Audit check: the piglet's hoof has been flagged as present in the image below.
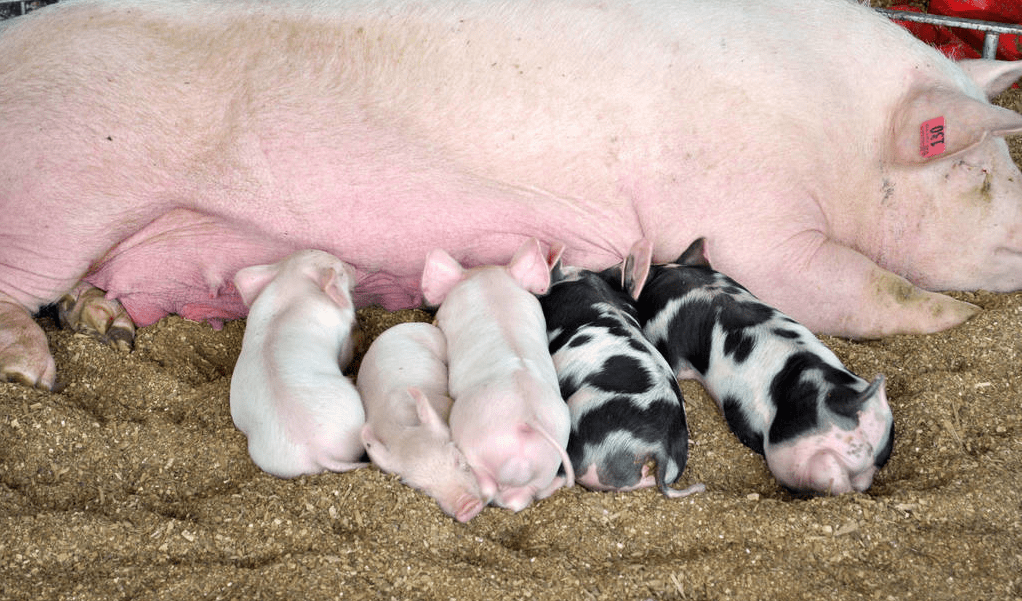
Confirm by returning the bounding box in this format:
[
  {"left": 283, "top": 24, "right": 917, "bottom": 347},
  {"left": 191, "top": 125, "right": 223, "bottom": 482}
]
[{"left": 57, "top": 283, "right": 135, "bottom": 352}]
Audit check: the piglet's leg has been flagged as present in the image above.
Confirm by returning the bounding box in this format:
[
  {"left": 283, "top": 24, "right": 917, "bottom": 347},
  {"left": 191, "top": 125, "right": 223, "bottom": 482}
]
[
  {"left": 762, "top": 234, "right": 978, "bottom": 338},
  {"left": 57, "top": 282, "right": 135, "bottom": 352},
  {"left": 0, "top": 292, "right": 56, "bottom": 390},
  {"left": 534, "top": 474, "right": 570, "bottom": 501},
  {"left": 317, "top": 458, "right": 370, "bottom": 473},
  {"left": 662, "top": 482, "right": 706, "bottom": 499}
]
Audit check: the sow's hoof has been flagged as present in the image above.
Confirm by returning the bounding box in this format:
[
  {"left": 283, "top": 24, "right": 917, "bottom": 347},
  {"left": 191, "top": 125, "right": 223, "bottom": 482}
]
[
  {"left": 0, "top": 297, "right": 57, "bottom": 390},
  {"left": 57, "top": 283, "right": 135, "bottom": 352}
]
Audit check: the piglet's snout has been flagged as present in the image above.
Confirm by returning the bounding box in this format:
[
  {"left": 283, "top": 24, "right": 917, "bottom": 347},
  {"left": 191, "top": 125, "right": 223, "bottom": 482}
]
[
  {"left": 451, "top": 493, "right": 485, "bottom": 523},
  {"left": 766, "top": 426, "right": 880, "bottom": 495},
  {"left": 804, "top": 450, "right": 878, "bottom": 496}
]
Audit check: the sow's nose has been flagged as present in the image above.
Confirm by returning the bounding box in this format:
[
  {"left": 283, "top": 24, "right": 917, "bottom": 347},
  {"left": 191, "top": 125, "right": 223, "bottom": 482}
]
[{"left": 975, "top": 147, "right": 1022, "bottom": 291}]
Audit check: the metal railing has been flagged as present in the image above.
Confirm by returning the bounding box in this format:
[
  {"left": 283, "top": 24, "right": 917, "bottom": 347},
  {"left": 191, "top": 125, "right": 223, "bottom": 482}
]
[
  {"left": 876, "top": 8, "right": 1022, "bottom": 59},
  {"left": 0, "top": 0, "right": 57, "bottom": 21}
]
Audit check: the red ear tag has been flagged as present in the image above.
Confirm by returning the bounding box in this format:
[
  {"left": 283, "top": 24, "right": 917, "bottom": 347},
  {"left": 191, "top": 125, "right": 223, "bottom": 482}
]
[{"left": 920, "top": 116, "right": 946, "bottom": 158}]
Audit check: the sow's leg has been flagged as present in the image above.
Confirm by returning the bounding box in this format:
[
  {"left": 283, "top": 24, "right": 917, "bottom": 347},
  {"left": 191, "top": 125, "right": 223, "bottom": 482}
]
[
  {"left": 0, "top": 282, "right": 135, "bottom": 389},
  {"left": 731, "top": 231, "right": 980, "bottom": 338},
  {"left": 0, "top": 219, "right": 87, "bottom": 390},
  {"left": 0, "top": 292, "right": 56, "bottom": 389},
  {"left": 0, "top": 206, "right": 309, "bottom": 390}
]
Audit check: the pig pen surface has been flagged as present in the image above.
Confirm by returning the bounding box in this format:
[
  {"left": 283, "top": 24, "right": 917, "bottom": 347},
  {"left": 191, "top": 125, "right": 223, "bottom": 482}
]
[
  {"left": 4, "top": 292, "right": 1022, "bottom": 601},
  {"left": 2, "top": 25, "right": 1022, "bottom": 601}
]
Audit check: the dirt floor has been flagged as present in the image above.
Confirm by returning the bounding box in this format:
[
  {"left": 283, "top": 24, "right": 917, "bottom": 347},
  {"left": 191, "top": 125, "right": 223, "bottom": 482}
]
[
  {"left": 3, "top": 9, "right": 1022, "bottom": 601},
  {"left": 3, "top": 288, "right": 1021, "bottom": 601}
]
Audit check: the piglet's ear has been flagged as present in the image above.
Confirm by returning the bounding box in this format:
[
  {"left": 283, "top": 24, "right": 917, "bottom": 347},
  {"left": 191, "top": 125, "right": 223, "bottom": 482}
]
[
  {"left": 545, "top": 240, "right": 566, "bottom": 269},
  {"left": 507, "top": 237, "right": 551, "bottom": 294},
  {"left": 318, "top": 265, "right": 355, "bottom": 310},
  {"left": 891, "top": 87, "right": 1022, "bottom": 165},
  {"left": 957, "top": 59, "right": 1022, "bottom": 99},
  {"left": 233, "top": 262, "right": 280, "bottom": 307},
  {"left": 857, "top": 375, "right": 887, "bottom": 405},
  {"left": 621, "top": 238, "right": 653, "bottom": 300},
  {"left": 676, "top": 237, "right": 711, "bottom": 268},
  {"left": 548, "top": 259, "right": 567, "bottom": 286},
  {"left": 421, "top": 248, "right": 466, "bottom": 305},
  {"left": 410, "top": 388, "right": 447, "bottom": 432},
  {"left": 360, "top": 424, "right": 395, "bottom": 473},
  {"left": 544, "top": 241, "right": 569, "bottom": 286}
]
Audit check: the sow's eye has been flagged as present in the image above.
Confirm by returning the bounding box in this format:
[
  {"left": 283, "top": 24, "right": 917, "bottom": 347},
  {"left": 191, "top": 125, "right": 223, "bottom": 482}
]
[{"left": 950, "top": 159, "right": 991, "bottom": 185}]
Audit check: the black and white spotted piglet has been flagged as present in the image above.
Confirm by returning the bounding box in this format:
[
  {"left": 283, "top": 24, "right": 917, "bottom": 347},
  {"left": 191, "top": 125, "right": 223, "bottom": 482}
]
[
  {"left": 637, "top": 238, "right": 894, "bottom": 495},
  {"left": 538, "top": 240, "right": 704, "bottom": 498}
]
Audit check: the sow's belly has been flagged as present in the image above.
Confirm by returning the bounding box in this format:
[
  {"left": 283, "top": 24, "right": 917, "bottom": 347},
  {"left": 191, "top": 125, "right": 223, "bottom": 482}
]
[{"left": 84, "top": 183, "right": 641, "bottom": 327}]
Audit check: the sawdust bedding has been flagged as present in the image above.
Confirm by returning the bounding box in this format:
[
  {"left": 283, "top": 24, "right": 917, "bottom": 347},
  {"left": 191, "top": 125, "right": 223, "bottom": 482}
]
[
  {"left": 2, "top": 27, "right": 1022, "bottom": 601},
  {"left": 2, "top": 293, "right": 1021, "bottom": 600}
]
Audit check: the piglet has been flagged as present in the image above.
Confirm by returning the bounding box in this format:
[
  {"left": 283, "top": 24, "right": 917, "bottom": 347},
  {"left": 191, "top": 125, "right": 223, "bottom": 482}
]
[
  {"left": 356, "top": 322, "right": 485, "bottom": 522},
  {"left": 229, "top": 249, "right": 367, "bottom": 478},
  {"left": 539, "top": 239, "right": 703, "bottom": 498},
  {"left": 421, "top": 238, "right": 574, "bottom": 512},
  {"left": 638, "top": 239, "right": 894, "bottom": 494}
]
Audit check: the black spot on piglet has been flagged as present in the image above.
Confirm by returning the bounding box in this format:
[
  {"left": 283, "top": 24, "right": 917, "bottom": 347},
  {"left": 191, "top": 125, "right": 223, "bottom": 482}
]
[
  {"left": 588, "top": 354, "right": 654, "bottom": 394},
  {"left": 767, "top": 352, "right": 824, "bottom": 444},
  {"left": 723, "top": 329, "right": 755, "bottom": 364},
  {"left": 721, "top": 395, "right": 765, "bottom": 454},
  {"left": 717, "top": 296, "right": 774, "bottom": 332},
  {"left": 567, "top": 333, "right": 592, "bottom": 348},
  {"left": 596, "top": 449, "right": 648, "bottom": 489}
]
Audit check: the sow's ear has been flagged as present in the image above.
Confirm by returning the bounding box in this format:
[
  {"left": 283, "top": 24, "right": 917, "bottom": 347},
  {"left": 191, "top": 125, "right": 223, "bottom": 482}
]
[
  {"left": 891, "top": 86, "right": 1022, "bottom": 164},
  {"left": 233, "top": 262, "right": 281, "bottom": 307},
  {"left": 957, "top": 59, "right": 1022, "bottom": 99},
  {"left": 420, "top": 248, "right": 466, "bottom": 306}
]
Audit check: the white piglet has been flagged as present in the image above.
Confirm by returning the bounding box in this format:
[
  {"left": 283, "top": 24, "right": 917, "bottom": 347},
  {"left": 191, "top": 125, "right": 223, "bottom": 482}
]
[
  {"left": 421, "top": 238, "right": 574, "bottom": 512},
  {"left": 356, "top": 322, "right": 485, "bottom": 522},
  {"left": 230, "top": 249, "right": 367, "bottom": 478}
]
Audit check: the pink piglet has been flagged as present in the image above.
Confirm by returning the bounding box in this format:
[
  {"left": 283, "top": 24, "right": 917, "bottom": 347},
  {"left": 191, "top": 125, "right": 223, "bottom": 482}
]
[
  {"left": 421, "top": 238, "right": 574, "bottom": 512},
  {"left": 230, "top": 249, "right": 367, "bottom": 478},
  {"left": 357, "top": 322, "right": 485, "bottom": 522}
]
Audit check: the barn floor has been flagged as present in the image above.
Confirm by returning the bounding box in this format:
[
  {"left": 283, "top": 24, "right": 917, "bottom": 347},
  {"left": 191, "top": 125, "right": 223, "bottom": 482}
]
[{"left": 2, "top": 288, "right": 1021, "bottom": 600}]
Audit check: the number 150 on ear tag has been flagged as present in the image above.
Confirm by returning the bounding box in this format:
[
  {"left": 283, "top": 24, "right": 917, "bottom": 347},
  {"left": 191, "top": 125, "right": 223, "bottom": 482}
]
[{"left": 920, "top": 116, "right": 945, "bottom": 158}]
